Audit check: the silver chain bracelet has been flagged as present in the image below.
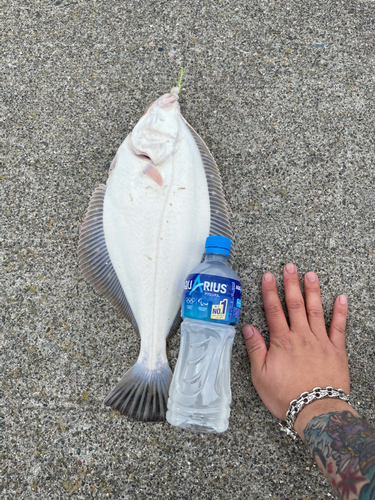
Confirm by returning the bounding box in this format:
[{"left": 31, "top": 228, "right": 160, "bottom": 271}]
[{"left": 279, "top": 386, "right": 351, "bottom": 440}]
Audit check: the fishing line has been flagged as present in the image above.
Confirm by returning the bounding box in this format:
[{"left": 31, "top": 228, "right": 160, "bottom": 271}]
[{"left": 178, "top": 67, "right": 184, "bottom": 89}]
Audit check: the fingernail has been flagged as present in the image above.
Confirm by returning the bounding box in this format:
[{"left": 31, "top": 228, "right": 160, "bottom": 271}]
[
  {"left": 339, "top": 295, "right": 347, "bottom": 305},
  {"left": 285, "top": 263, "right": 296, "bottom": 274},
  {"left": 243, "top": 326, "right": 254, "bottom": 339},
  {"left": 306, "top": 272, "right": 316, "bottom": 282},
  {"left": 263, "top": 273, "right": 273, "bottom": 282}
]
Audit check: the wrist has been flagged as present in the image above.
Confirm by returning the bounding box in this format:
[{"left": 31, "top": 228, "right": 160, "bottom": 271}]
[{"left": 293, "top": 399, "right": 357, "bottom": 439}]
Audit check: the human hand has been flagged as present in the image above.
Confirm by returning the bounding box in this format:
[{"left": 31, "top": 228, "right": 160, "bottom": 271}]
[{"left": 242, "top": 263, "right": 352, "bottom": 436}]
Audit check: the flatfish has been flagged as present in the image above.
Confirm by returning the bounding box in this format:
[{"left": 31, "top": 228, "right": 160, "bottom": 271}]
[{"left": 78, "top": 87, "right": 233, "bottom": 421}]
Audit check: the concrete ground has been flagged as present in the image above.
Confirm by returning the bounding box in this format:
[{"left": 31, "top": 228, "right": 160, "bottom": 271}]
[{"left": 2, "top": 0, "right": 374, "bottom": 498}]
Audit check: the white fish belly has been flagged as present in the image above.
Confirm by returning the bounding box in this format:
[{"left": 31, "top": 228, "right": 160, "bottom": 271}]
[{"left": 103, "top": 120, "right": 211, "bottom": 370}]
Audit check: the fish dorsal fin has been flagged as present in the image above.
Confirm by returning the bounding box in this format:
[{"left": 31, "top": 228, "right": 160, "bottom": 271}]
[
  {"left": 182, "top": 117, "right": 235, "bottom": 260},
  {"left": 78, "top": 185, "right": 140, "bottom": 337}
]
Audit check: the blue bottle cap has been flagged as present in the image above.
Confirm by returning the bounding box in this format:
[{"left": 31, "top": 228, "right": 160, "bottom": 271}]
[{"left": 205, "top": 236, "right": 231, "bottom": 256}]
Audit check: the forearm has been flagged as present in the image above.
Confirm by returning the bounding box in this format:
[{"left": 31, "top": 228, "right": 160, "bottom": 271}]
[{"left": 295, "top": 401, "right": 375, "bottom": 499}]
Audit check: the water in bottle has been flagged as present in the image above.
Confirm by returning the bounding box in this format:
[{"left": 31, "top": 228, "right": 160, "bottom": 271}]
[{"left": 166, "top": 236, "right": 242, "bottom": 433}]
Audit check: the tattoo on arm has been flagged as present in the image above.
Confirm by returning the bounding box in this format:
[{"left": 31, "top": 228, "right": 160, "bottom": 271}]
[{"left": 304, "top": 411, "right": 375, "bottom": 500}]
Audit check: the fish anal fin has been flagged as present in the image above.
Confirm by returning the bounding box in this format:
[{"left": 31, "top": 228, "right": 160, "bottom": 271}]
[{"left": 78, "top": 185, "right": 140, "bottom": 338}]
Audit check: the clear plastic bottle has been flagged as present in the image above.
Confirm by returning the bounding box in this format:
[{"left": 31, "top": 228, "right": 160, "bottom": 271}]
[{"left": 166, "top": 236, "right": 242, "bottom": 433}]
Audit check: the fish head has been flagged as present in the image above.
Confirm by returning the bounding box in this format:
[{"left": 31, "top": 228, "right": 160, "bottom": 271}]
[{"left": 130, "top": 93, "right": 181, "bottom": 169}]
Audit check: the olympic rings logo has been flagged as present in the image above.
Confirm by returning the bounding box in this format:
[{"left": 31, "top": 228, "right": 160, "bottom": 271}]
[{"left": 185, "top": 297, "right": 195, "bottom": 304}]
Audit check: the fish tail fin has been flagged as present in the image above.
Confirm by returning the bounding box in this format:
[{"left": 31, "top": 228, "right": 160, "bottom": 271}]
[{"left": 104, "top": 362, "right": 172, "bottom": 421}]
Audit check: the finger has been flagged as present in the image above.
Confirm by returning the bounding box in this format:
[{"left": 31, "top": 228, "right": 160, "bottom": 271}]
[
  {"left": 304, "top": 271, "right": 327, "bottom": 337},
  {"left": 329, "top": 295, "right": 348, "bottom": 351},
  {"left": 261, "top": 272, "right": 290, "bottom": 339},
  {"left": 283, "top": 263, "right": 309, "bottom": 332},
  {"left": 242, "top": 325, "right": 267, "bottom": 375}
]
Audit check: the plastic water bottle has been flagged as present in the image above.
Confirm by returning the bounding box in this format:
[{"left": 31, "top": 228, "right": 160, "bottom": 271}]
[{"left": 166, "top": 236, "right": 242, "bottom": 433}]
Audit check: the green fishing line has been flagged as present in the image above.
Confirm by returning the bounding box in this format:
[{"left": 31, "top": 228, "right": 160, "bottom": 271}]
[{"left": 178, "top": 68, "right": 184, "bottom": 89}]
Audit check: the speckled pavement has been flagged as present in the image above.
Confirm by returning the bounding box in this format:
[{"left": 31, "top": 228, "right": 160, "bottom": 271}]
[{"left": 2, "top": 1, "right": 375, "bottom": 499}]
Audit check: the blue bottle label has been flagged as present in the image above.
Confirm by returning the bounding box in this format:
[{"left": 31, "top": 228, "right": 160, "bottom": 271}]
[{"left": 181, "top": 273, "right": 242, "bottom": 325}]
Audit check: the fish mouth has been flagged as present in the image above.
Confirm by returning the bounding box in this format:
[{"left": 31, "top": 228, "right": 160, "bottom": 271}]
[
  {"left": 142, "top": 93, "right": 178, "bottom": 116},
  {"left": 159, "top": 93, "right": 178, "bottom": 107}
]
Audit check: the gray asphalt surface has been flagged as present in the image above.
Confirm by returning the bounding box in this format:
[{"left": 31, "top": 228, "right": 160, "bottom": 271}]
[{"left": 2, "top": 0, "right": 375, "bottom": 499}]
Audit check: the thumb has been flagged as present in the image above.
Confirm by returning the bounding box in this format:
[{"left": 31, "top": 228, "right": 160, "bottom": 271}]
[{"left": 242, "top": 325, "right": 267, "bottom": 374}]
